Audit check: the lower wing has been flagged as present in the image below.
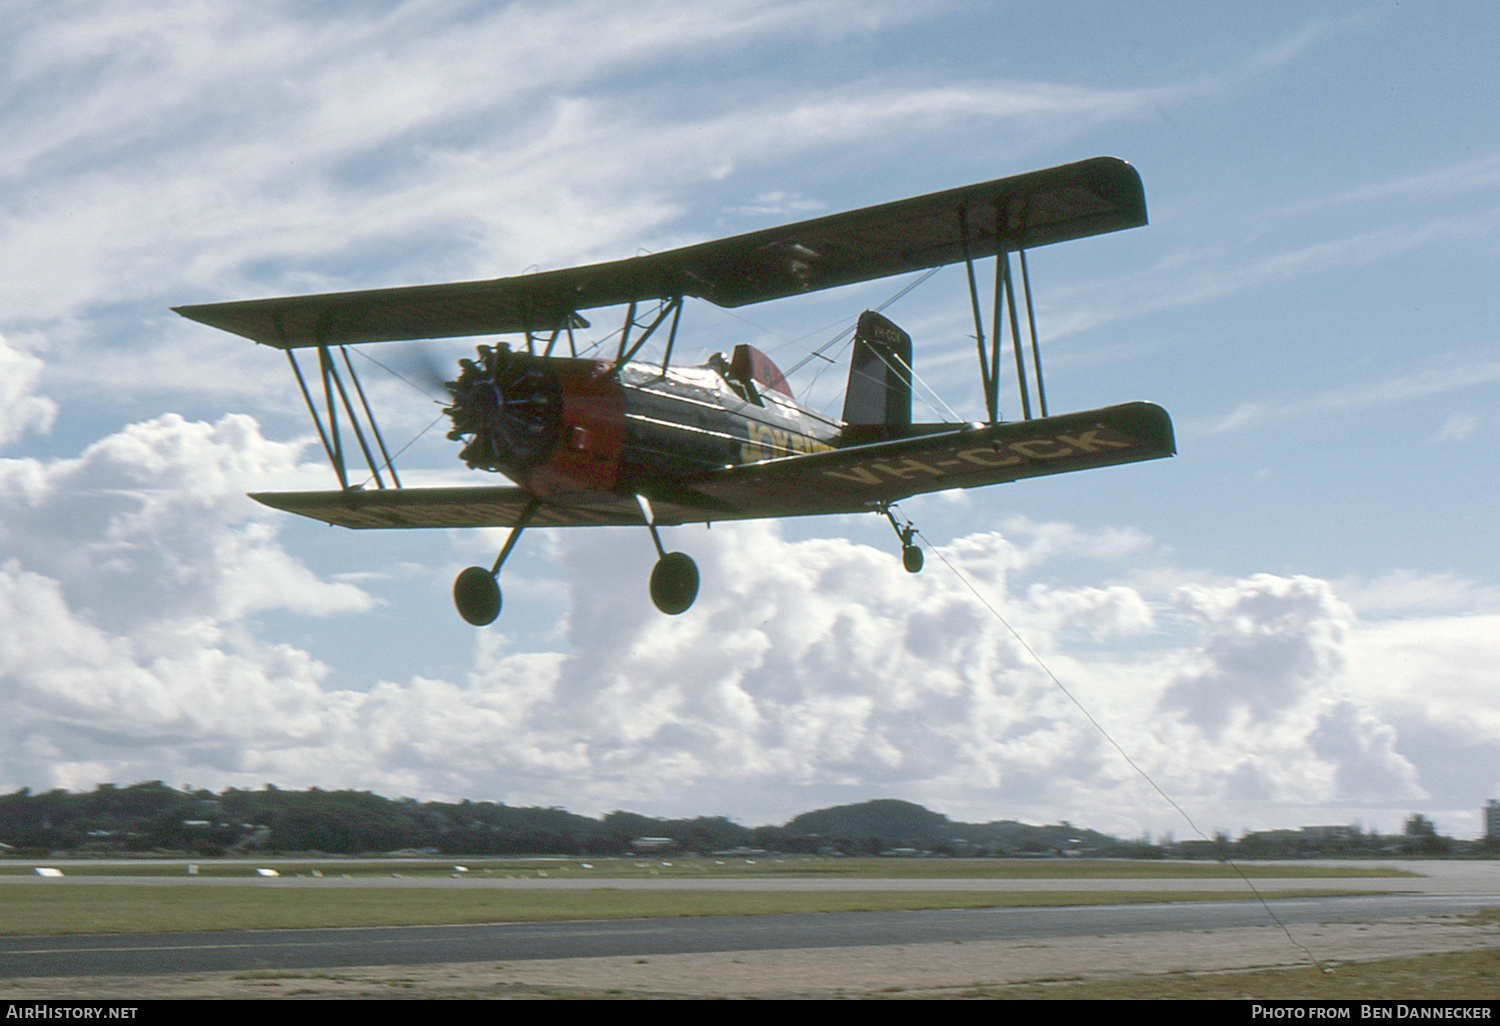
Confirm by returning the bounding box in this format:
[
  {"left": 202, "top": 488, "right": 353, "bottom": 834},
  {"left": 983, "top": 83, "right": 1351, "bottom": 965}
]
[
  {"left": 252, "top": 402, "right": 1173, "bottom": 529},
  {"left": 678, "top": 401, "right": 1175, "bottom": 519}
]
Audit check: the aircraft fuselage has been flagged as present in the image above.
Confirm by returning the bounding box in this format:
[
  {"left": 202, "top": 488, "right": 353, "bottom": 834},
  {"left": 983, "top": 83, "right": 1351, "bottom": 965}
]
[{"left": 444, "top": 345, "right": 839, "bottom": 501}]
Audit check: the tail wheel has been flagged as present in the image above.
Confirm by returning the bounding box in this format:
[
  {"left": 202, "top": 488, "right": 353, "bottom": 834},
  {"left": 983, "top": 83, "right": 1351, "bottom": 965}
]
[
  {"left": 454, "top": 566, "right": 501, "bottom": 626},
  {"left": 650, "top": 552, "right": 699, "bottom": 615},
  {"left": 902, "top": 544, "right": 924, "bottom": 573}
]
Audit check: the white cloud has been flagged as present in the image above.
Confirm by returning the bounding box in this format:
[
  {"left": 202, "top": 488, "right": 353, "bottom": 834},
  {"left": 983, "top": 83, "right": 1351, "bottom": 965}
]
[
  {"left": 0, "top": 419, "right": 1491, "bottom": 838},
  {"left": 1161, "top": 574, "right": 1352, "bottom": 732},
  {"left": 0, "top": 0, "right": 1218, "bottom": 342},
  {"left": 0, "top": 335, "right": 55, "bottom": 447},
  {"left": 0, "top": 556, "right": 341, "bottom": 791},
  {"left": 1434, "top": 412, "right": 1481, "bottom": 442},
  {"left": 0, "top": 409, "right": 376, "bottom": 790},
  {"left": 1346, "top": 615, "right": 1500, "bottom": 742},
  {"left": 0, "top": 413, "right": 370, "bottom": 630},
  {"left": 4, "top": 2, "right": 932, "bottom": 313},
  {"left": 1337, "top": 569, "right": 1500, "bottom": 619},
  {"left": 1309, "top": 698, "right": 1425, "bottom": 804},
  {"left": 1203, "top": 356, "right": 1500, "bottom": 435}
]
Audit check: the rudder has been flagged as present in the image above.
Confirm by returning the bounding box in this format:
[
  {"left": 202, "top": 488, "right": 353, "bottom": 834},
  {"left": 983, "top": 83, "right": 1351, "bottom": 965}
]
[{"left": 841, "top": 311, "right": 912, "bottom": 442}]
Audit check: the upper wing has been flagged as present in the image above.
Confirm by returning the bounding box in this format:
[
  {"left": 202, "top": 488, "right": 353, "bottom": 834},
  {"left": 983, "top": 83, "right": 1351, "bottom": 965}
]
[
  {"left": 175, "top": 157, "right": 1144, "bottom": 348},
  {"left": 252, "top": 402, "right": 1172, "bottom": 530}
]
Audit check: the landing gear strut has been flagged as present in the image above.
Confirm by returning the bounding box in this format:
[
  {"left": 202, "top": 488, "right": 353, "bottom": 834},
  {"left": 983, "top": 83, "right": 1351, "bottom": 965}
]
[
  {"left": 452, "top": 495, "right": 704, "bottom": 624},
  {"left": 885, "top": 507, "right": 923, "bottom": 573},
  {"left": 639, "top": 495, "right": 699, "bottom": 615},
  {"left": 453, "top": 499, "right": 539, "bottom": 626}
]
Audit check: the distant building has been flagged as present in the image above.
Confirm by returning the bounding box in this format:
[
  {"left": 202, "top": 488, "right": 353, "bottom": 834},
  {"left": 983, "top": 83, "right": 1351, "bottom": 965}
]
[
  {"left": 1298, "top": 825, "right": 1362, "bottom": 843},
  {"left": 630, "top": 836, "right": 674, "bottom": 851},
  {"left": 1485, "top": 800, "right": 1500, "bottom": 841}
]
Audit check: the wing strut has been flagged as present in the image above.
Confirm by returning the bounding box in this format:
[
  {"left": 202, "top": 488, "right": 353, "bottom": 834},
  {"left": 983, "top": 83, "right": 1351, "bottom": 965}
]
[
  {"left": 285, "top": 345, "right": 403, "bottom": 491},
  {"left": 287, "top": 349, "right": 347, "bottom": 490},
  {"left": 658, "top": 298, "right": 684, "bottom": 374},
  {"left": 539, "top": 314, "right": 586, "bottom": 357},
  {"left": 1019, "top": 250, "right": 1048, "bottom": 418},
  {"left": 959, "top": 200, "right": 1052, "bottom": 423},
  {"left": 610, "top": 297, "right": 683, "bottom": 375},
  {"left": 958, "top": 206, "right": 998, "bottom": 424},
  {"left": 999, "top": 251, "right": 1032, "bottom": 421},
  {"left": 340, "top": 346, "right": 402, "bottom": 488}
]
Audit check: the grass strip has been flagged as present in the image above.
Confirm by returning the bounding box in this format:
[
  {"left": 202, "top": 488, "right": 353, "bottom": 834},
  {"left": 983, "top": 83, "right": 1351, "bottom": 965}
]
[
  {"left": 0, "top": 885, "right": 1381, "bottom": 936},
  {"left": 0, "top": 856, "right": 1421, "bottom": 880}
]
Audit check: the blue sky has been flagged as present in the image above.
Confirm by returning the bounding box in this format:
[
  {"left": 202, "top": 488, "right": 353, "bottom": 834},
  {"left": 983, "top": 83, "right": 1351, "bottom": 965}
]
[{"left": 2, "top": 1, "right": 1499, "bottom": 840}]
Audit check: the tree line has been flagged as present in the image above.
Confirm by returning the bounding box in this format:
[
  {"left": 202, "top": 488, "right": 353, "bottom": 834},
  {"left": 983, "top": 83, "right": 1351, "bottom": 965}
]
[{"left": 0, "top": 783, "right": 1483, "bottom": 858}]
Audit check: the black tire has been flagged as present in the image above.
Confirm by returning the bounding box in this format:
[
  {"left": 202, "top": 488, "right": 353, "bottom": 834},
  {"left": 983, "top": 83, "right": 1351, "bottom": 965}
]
[
  {"left": 902, "top": 544, "right": 924, "bottom": 574},
  {"left": 650, "top": 552, "right": 700, "bottom": 615},
  {"left": 453, "top": 566, "right": 501, "bottom": 626}
]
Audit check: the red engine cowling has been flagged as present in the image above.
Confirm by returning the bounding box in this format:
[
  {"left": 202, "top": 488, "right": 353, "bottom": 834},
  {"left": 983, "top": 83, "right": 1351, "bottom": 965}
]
[{"left": 445, "top": 345, "right": 625, "bottom": 496}]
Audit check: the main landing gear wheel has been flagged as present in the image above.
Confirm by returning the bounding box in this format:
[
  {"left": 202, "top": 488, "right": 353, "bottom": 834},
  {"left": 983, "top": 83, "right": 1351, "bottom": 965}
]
[
  {"left": 454, "top": 498, "right": 538, "bottom": 626},
  {"left": 650, "top": 551, "right": 699, "bottom": 615},
  {"left": 454, "top": 566, "right": 501, "bottom": 626}
]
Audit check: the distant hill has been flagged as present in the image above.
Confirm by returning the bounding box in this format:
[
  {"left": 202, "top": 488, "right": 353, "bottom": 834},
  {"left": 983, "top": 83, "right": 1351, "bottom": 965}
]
[
  {"left": 780, "top": 799, "right": 1120, "bottom": 854},
  {"left": 784, "top": 799, "right": 950, "bottom": 847}
]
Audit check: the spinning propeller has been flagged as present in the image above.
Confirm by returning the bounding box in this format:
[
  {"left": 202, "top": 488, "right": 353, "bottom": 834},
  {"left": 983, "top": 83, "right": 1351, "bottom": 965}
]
[{"left": 444, "top": 344, "right": 562, "bottom": 474}]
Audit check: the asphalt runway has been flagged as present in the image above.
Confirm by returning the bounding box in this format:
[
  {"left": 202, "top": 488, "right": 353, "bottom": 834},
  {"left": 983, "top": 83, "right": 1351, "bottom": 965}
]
[{"left": 2, "top": 860, "right": 1496, "bottom": 980}]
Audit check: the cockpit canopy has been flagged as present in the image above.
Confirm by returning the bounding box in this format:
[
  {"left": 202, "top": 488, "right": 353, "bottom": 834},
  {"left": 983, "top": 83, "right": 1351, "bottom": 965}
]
[{"left": 710, "top": 344, "right": 792, "bottom": 406}]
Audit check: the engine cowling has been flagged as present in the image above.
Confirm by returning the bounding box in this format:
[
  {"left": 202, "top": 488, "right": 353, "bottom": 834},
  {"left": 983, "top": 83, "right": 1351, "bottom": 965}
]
[{"left": 445, "top": 345, "right": 625, "bottom": 495}]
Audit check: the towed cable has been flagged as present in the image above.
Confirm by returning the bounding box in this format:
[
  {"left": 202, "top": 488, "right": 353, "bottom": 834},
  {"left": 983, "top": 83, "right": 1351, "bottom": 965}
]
[{"left": 903, "top": 514, "right": 1329, "bottom": 974}]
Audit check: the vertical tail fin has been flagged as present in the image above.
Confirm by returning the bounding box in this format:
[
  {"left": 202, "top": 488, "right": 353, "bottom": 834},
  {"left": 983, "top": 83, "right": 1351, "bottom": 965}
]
[{"left": 841, "top": 311, "right": 912, "bottom": 442}]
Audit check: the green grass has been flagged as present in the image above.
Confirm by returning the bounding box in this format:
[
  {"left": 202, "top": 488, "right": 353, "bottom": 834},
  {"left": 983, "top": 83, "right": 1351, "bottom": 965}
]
[
  {"left": 0, "top": 856, "right": 1421, "bottom": 938},
  {"left": 0, "top": 885, "right": 1383, "bottom": 936},
  {"left": 0, "top": 855, "right": 1421, "bottom": 880}
]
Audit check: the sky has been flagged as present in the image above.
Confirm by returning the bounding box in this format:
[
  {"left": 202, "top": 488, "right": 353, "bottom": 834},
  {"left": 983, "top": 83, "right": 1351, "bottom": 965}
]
[{"left": 2, "top": 0, "right": 1498, "bottom": 841}]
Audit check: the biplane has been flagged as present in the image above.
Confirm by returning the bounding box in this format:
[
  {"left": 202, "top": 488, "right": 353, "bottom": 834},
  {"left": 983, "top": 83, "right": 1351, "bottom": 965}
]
[{"left": 175, "top": 156, "right": 1174, "bottom": 626}]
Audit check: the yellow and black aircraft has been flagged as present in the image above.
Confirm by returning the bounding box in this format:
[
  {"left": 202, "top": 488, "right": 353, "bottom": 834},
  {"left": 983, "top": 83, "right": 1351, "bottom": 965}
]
[{"left": 175, "top": 157, "right": 1174, "bottom": 625}]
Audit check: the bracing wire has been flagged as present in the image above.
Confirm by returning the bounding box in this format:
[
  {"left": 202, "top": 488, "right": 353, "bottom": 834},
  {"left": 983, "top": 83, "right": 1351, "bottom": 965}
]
[
  {"left": 784, "top": 266, "right": 960, "bottom": 420},
  {"left": 350, "top": 410, "right": 449, "bottom": 490},
  {"left": 778, "top": 267, "right": 946, "bottom": 383},
  {"left": 350, "top": 347, "right": 443, "bottom": 401},
  {"left": 868, "top": 265, "right": 966, "bottom": 423},
  {"left": 864, "top": 342, "right": 966, "bottom": 425},
  {"left": 338, "top": 347, "right": 472, "bottom": 490},
  {"left": 874, "top": 265, "right": 944, "bottom": 314},
  {"left": 908, "top": 517, "right": 1329, "bottom": 974}
]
